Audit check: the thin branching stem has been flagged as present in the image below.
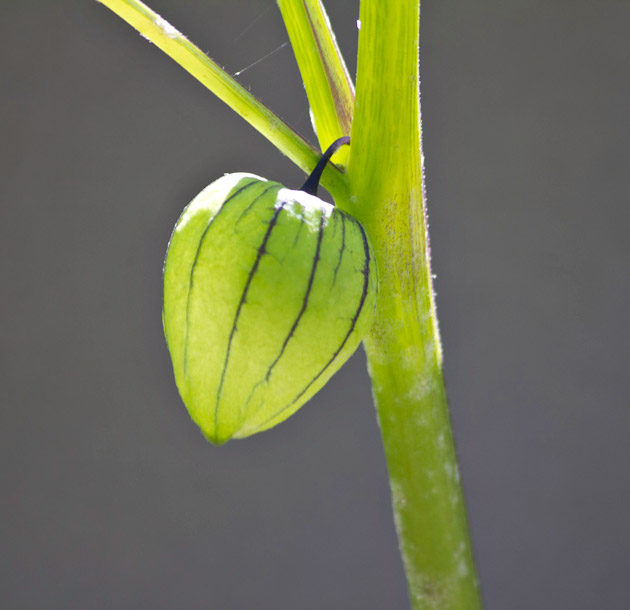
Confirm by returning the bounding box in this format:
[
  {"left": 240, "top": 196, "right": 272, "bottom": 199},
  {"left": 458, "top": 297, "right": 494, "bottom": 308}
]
[
  {"left": 97, "top": 0, "right": 349, "bottom": 199},
  {"left": 277, "top": 0, "right": 355, "bottom": 166}
]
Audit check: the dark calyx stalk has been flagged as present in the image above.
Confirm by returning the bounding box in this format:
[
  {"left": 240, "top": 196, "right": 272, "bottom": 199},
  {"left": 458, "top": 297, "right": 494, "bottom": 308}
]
[{"left": 300, "top": 136, "right": 350, "bottom": 197}]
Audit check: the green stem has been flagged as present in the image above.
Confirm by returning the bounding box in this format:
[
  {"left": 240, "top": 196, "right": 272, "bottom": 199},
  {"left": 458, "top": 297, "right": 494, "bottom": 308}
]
[
  {"left": 277, "top": 0, "right": 354, "bottom": 166},
  {"left": 97, "top": 0, "right": 349, "bottom": 199},
  {"left": 347, "top": 1, "right": 482, "bottom": 608}
]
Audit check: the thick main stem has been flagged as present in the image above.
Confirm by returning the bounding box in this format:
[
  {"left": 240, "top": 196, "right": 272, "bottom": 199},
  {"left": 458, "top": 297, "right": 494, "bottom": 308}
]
[{"left": 347, "top": 1, "right": 482, "bottom": 608}]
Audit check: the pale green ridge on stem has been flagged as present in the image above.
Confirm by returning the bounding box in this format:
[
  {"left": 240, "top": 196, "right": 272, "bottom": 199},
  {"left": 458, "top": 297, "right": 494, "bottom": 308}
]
[
  {"left": 347, "top": 1, "right": 482, "bottom": 609},
  {"left": 97, "top": 0, "right": 349, "bottom": 200},
  {"left": 277, "top": 0, "right": 355, "bottom": 167}
]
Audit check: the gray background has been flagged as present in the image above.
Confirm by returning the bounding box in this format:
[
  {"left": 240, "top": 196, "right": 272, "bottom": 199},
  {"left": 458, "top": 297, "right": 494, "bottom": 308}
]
[{"left": 2, "top": 1, "right": 629, "bottom": 608}]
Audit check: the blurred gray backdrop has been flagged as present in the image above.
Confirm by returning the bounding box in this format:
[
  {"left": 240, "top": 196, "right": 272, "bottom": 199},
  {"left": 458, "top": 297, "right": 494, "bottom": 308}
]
[{"left": 2, "top": 1, "right": 629, "bottom": 609}]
